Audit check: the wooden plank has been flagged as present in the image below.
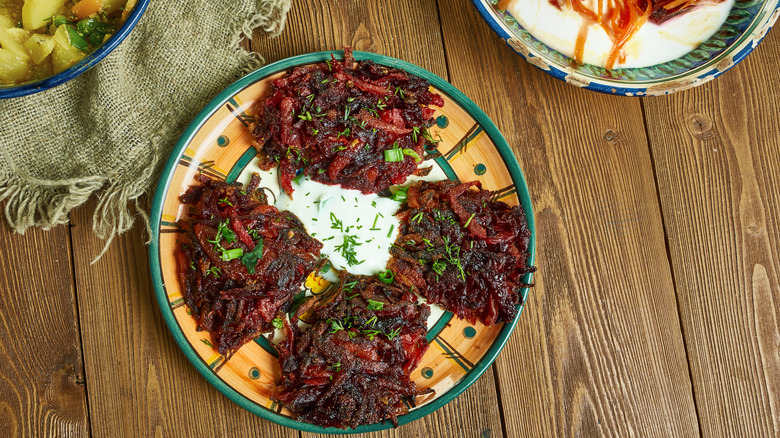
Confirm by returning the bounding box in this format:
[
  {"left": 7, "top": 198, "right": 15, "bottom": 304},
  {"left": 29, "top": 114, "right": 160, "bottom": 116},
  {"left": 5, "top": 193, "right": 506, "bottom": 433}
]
[
  {"left": 69, "top": 201, "right": 296, "bottom": 438},
  {"left": 641, "top": 30, "right": 780, "bottom": 437},
  {"left": 249, "top": 0, "right": 448, "bottom": 79},
  {"left": 436, "top": 0, "right": 701, "bottom": 436},
  {"left": 252, "top": 1, "right": 505, "bottom": 436},
  {"left": 0, "top": 223, "right": 88, "bottom": 437}
]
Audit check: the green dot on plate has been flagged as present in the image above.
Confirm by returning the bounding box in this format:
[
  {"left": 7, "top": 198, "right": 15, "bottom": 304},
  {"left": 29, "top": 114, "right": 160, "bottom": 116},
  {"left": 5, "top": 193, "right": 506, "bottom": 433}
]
[
  {"left": 474, "top": 163, "right": 487, "bottom": 175},
  {"left": 463, "top": 326, "right": 477, "bottom": 339},
  {"left": 249, "top": 367, "right": 260, "bottom": 380},
  {"left": 217, "top": 135, "right": 230, "bottom": 147},
  {"left": 436, "top": 115, "right": 449, "bottom": 128},
  {"left": 421, "top": 367, "right": 434, "bottom": 379}
]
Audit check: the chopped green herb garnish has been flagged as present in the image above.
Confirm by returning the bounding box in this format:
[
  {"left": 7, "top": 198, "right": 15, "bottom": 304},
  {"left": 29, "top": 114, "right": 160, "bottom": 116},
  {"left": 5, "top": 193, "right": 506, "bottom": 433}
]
[
  {"left": 329, "top": 318, "right": 345, "bottom": 334},
  {"left": 369, "top": 213, "right": 381, "bottom": 231},
  {"left": 392, "top": 187, "right": 408, "bottom": 202},
  {"left": 402, "top": 149, "right": 422, "bottom": 162},
  {"left": 464, "top": 213, "right": 476, "bottom": 228},
  {"left": 387, "top": 224, "right": 395, "bottom": 238},
  {"left": 220, "top": 247, "right": 244, "bottom": 261},
  {"left": 378, "top": 269, "right": 394, "bottom": 284},
  {"left": 362, "top": 329, "right": 381, "bottom": 340},
  {"left": 384, "top": 148, "right": 404, "bottom": 162},
  {"left": 386, "top": 326, "right": 402, "bottom": 340},
  {"left": 272, "top": 317, "right": 284, "bottom": 330},
  {"left": 334, "top": 234, "right": 363, "bottom": 266},
  {"left": 442, "top": 236, "right": 466, "bottom": 281},
  {"left": 431, "top": 259, "right": 447, "bottom": 277},
  {"left": 240, "top": 238, "right": 264, "bottom": 274},
  {"left": 367, "top": 299, "right": 385, "bottom": 311},
  {"left": 206, "top": 266, "right": 222, "bottom": 278},
  {"left": 330, "top": 213, "right": 343, "bottom": 231}
]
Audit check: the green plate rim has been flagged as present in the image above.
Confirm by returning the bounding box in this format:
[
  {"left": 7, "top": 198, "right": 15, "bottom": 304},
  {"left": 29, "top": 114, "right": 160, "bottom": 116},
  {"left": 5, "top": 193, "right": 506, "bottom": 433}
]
[{"left": 149, "top": 50, "right": 536, "bottom": 434}]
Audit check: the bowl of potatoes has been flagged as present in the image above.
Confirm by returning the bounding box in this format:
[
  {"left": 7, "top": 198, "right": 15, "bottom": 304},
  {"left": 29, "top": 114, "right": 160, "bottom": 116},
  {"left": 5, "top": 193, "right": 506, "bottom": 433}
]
[{"left": 0, "top": 0, "right": 148, "bottom": 98}]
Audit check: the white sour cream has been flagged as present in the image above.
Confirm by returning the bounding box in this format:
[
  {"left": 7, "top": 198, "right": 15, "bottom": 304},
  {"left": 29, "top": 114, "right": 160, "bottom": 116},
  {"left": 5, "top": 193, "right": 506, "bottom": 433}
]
[
  {"left": 237, "top": 160, "right": 446, "bottom": 280},
  {"left": 508, "top": 0, "right": 734, "bottom": 68},
  {"left": 276, "top": 178, "right": 402, "bottom": 276}
]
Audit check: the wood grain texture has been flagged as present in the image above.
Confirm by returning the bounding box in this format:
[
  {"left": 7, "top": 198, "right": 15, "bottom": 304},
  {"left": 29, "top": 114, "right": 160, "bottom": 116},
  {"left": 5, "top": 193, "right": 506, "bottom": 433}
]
[
  {"left": 0, "top": 223, "right": 87, "bottom": 438},
  {"left": 436, "top": 0, "right": 701, "bottom": 436},
  {"left": 69, "top": 200, "right": 296, "bottom": 438},
  {"left": 251, "top": 1, "right": 505, "bottom": 436},
  {"left": 249, "top": 0, "right": 448, "bottom": 79},
  {"left": 642, "top": 30, "right": 780, "bottom": 438}
]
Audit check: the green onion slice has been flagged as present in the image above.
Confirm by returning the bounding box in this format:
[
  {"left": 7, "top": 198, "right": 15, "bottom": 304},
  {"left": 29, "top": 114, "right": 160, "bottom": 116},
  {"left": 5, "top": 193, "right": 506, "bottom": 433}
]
[
  {"left": 378, "top": 269, "right": 394, "bottom": 284},
  {"left": 402, "top": 149, "right": 422, "bottom": 162},
  {"left": 220, "top": 247, "right": 244, "bottom": 261},
  {"left": 392, "top": 186, "right": 408, "bottom": 202},
  {"left": 384, "top": 148, "right": 404, "bottom": 162}
]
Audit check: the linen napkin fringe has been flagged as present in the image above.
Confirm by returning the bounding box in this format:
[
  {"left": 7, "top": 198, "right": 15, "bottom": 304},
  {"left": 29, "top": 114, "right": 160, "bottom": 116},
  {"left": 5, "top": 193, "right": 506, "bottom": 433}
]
[{"left": 0, "top": 0, "right": 291, "bottom": 262}]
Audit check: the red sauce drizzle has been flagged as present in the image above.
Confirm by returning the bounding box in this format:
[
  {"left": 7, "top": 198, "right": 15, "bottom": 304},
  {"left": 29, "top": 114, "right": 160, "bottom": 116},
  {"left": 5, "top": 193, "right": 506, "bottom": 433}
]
[{"left": 546, "top": 0, "right": 725, "bottom": 69}]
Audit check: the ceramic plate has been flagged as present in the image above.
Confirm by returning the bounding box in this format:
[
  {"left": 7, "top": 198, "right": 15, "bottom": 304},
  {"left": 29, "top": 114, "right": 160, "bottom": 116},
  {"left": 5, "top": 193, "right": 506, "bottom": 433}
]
[
  {"left": 149, "top": 50, "right": 535, "bottom": 433},
  {"left": 472, "top": 0, "right": 780, "bottom": 95}
]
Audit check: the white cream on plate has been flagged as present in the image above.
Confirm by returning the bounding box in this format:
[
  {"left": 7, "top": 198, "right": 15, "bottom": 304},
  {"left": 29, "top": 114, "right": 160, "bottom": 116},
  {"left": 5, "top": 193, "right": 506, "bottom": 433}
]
[
  {"left": 238, "top": 161, "right": 449, "bottom": 335},
  {"left": 508, "top": 0, "right": 734, "bottom": 68},
  {"left": 276, "top": 178, "right": 403, "bottom": 277}
]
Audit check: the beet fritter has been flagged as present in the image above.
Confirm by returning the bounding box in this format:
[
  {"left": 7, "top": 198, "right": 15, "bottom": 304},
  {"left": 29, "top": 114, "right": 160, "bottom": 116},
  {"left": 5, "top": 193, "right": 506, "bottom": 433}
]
[
  {"left": 389, "top": 180, "right": 534, "bottom": 326},
  {"left": 249, "top": 47, "right": 444, "bottom": 196},
  {"left": 272, "top": 275, "right": 431, "bottom": 428},
  {"left": 176, "top": 174, "right": 322, "bottom": 355}
]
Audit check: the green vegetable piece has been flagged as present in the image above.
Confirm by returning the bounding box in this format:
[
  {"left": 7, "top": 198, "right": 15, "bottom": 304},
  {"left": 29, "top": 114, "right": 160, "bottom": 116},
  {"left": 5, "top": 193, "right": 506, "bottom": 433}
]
[
  {"left": 377, "top": 269, "right": 394, "bottom": 284},
  {"left": 392, "top": 186, "right": 408, "bottom": 202},
  {"left": 366, "top": 299, "right": 384, "bottom": 311},
  {"left": 220, "top": 247, "right": 244, "bottom": 262},
  {"left": 95, "top": 22, "right": 114, "bottom": 34},
  {"left": 402, "top": 149, "right": 422, "bottom": 162},
  {"left": 384, "top": 148, "right": 403, "bottom": 162},
  {"left": 272, "top": 318, "right": 284, "bottom": 330},
  {"left": 52, "top": 15, "right": 72, "bottom": 27},
  {"left": 77, "top": 18, "right": 97, "bottom": 35},
  {"left": 240, "top": 238, "right": 264, "bottom": 274},
  {"left": 87, "top": 31, "right": 105, "bottom": 46},
  {"left": 66, "top": 26, "right": 89, "bottom": 52}
]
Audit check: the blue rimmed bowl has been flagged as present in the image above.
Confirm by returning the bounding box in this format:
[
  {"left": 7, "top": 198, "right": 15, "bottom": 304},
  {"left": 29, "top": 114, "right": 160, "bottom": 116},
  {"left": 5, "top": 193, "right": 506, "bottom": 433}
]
[
  {"left": 472, "top": 0, "right": 780, "bottom": 95},
  {"left": 149, "top": 50, "right": 535, "bottom": 433},
  {"left": 0, "top": 0, "right": 149, "bottom": 99}
]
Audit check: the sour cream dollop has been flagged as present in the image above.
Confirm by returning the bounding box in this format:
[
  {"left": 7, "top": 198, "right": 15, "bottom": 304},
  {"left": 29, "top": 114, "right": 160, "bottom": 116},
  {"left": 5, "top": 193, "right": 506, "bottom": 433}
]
[{"left": 276, "top": 178, "right": 402, "bottom": 276}]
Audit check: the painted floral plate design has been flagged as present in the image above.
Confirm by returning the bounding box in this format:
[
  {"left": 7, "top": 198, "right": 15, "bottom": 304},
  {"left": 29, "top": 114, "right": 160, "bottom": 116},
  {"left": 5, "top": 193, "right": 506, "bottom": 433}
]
[
  {"left": 472, "top": 0, "right": 780, "bottom": 95},
  {"left": 149, "top": 50, "right": 535, "bottom": 433}
]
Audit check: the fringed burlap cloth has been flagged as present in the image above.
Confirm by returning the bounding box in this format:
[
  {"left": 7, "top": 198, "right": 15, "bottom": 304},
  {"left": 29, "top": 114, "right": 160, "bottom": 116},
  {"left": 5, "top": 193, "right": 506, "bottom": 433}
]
[{"left": 0, "top": 0, "right": 291, "bottom": 259}]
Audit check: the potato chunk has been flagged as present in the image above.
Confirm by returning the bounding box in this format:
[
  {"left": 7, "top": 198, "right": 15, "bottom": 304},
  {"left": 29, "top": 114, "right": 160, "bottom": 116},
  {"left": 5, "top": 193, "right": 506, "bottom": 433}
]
[
  {"left": 0, "top": 25, "right": 30, "bottom": 60},
  {"left": 0, "top": 47, "right": 30, "bottom": 83},
  {"left": 22, "top": 0, "right": 67, "bottom": 31},
  {"left": 24, "top": 33, "right": 54, "bottom": 63},
  {"left": 52, "top": 24, "right": 85, "bottom": 73}
]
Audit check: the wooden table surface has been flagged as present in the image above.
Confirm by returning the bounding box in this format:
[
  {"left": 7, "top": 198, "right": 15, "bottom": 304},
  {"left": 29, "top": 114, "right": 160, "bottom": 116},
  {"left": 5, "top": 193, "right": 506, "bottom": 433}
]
[{"left": 2, "top": 1, "right": 779, "bottom": 437}]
